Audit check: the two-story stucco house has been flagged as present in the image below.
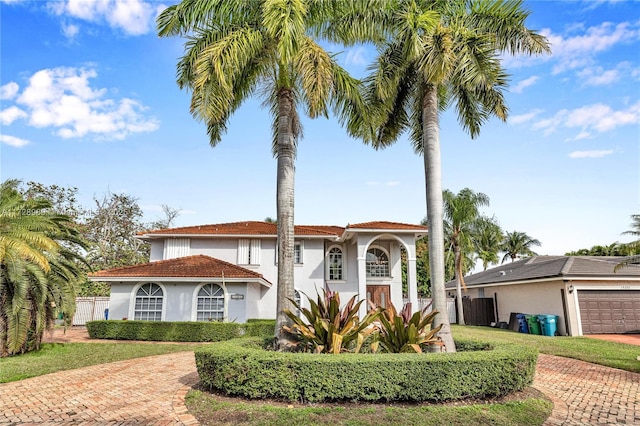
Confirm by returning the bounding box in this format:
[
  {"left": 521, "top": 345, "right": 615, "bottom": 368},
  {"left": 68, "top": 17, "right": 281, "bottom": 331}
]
[{"left": 89, "top": 221, "right": 427, "bottom": 322}]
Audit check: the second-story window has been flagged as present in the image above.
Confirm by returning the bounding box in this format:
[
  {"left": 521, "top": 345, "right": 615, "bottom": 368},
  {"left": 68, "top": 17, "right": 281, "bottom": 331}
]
[
  {"left": 238, "top": 239, "right": 261, "bottom": 265},
  {"left": 328, "top": 246, "right": 343, "bottom": 280},
  {"left": 294, "top": 241, "right": 303, "bottom": 264}
]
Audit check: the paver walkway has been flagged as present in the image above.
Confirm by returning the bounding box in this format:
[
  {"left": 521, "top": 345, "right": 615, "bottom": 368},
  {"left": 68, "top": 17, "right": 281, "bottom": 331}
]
[
  {"left": 1, "top": 328, "right": 639, "bottom": 425},
  {"left": 533, "top": 354, "right": 640, "bottom": 425},
  {"left": 0, "top": 352, "right": 199, "bottom": 425}
]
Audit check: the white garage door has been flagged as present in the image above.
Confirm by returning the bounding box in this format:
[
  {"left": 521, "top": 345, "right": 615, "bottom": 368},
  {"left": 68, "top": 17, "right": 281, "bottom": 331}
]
[{"left": 578, "top": 290, "right": 640, "bottom": 334}]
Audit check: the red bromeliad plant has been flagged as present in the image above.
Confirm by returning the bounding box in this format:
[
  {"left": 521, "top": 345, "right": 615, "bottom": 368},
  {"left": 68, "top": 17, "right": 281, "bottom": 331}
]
[
  {"left": 374, "top": 301, "right": 443, "bottom": 353},
  {"left": 282, "top": 289, "right": 380, "bottom": 354}
]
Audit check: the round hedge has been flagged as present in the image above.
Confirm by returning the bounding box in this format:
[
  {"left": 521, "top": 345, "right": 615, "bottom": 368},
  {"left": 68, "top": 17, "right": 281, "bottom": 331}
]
[{"left": 194, "top": 337, "right": 537, "bottom": 402}]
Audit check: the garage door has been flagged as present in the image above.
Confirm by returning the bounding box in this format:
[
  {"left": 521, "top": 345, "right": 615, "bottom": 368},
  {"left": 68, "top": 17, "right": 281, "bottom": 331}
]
[{"left": 578, "top": 290, "right": 640, "bottom": 334}]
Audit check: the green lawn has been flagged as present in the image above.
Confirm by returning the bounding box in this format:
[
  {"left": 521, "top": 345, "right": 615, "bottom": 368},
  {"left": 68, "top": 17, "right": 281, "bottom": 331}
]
[
  {"left": 451, "top": 325, "right": 640, "bottom": 373},
  {"left": 185, "top": 389, "right": 553, "bottom": 426},
  {"left": 0, "top": 342, "right": 202, "bottom": 383}
]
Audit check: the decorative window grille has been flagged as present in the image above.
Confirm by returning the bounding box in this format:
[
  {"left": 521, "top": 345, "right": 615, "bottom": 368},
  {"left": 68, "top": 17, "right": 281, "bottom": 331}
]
[{"left": 134, "top": 283, "right": 163, "bottom": 321}]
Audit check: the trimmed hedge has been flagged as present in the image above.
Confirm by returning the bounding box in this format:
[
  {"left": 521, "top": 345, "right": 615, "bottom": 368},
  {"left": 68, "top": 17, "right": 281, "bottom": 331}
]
[
  {"left": 86, "top": 320, "right": 243, "bottom": 342},
  {"left": 245, "top": 319, "right": 277, "bottom": 337},
  {"left": 195, "top": 337, "right": 537, "bottom": 403}
]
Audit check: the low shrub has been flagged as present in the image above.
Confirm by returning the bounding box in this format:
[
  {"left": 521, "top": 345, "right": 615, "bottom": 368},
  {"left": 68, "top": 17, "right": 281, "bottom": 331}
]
[
  {"left": 245, "top": 319, "right": 277, "bottom": 337},
  {"left": 86, "top": 320, "right": 243, "bottom": 342},
  {"left": 195, "top": 337, "right": 537, "bottom": 403}
]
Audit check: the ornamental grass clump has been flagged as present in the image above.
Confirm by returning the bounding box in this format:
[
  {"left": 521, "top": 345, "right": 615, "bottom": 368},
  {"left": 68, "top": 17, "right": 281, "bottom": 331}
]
[
  {"left": 282, "top": 289, "right": 380, "bottom": 354},
  {"left": 374, "top": 301, "right": 444, "bottom": 353}
]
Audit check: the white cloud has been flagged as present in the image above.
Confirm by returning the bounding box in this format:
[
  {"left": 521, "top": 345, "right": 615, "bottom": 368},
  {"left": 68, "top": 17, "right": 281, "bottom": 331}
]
[
  {"left": 0, "top": 82, "right": 19, "bottom": 100},
  {"left": 0, "top": 106, "right": 28, "bottom": 125},
  {"left": 502, "top": 21, "right": 640, "bottom": 74},
  {"left": 577, "top": 62, "right": 632, "bottom": 86},
  {"left": 385, "top": 181, "right": 400, "bottom": 187},
  {"left": 48, "top": 0, "right": 157, "bottom": 36},
  {"left": 10, "top": 67, "right": 158, "bottom": 140},
  {"left": 547, "top": 22, "right": 640, "bottom": 74},
  {"left": 533, "top": 102, "right": 640, "bottom": 136},
  {"left": 62, "top": 22, "right": 80, "bottom": 40},
  {"left": 0, "top": 0, "right": 27, "bottom": 4},
  {"left": 512, "top": 76, "right": 539, "bottom": 93},
  {"left": 0, "top": 134, "right": 30, "bottom": 147},
  {"left": 344, "top": 47, "right": 368, "bottom": 66},
  {"left": 569, "top": 150, "right": 614, "bottom": 158},
  {"left": 509, "top": 108, "right": 543, "bottom": 125}
]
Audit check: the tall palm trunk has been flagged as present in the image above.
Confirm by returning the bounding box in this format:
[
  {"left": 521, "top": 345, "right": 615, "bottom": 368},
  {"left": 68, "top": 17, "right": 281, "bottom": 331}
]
[
  {"left": 454, "top": 244, "right": 466, "bottom": 325},
  {"left": 275, "top": 89, "right": 297, "bottom": 348},
  {"left": 422, "top": 84, "right": 455, "bottom": 352}
]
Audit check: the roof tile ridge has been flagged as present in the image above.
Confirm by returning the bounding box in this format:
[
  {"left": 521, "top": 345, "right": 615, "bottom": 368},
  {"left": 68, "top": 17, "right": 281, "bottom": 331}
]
[{"left": 560, "top": 256, "right": 574, "bottom": 275}]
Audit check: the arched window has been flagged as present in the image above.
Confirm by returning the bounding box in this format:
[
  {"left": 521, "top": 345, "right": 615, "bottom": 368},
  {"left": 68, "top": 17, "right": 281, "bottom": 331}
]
[
  {"left": 134, "top": 283, "right": 163, "bottom": 321},
  {"left": 328, "top": 247, "right": 343, "bottom": 280},
  {"left": 196, "top": 283, "right": 225, "bottom": 321},
  {"left": 293, "top": 289, "right": 304, "bottom": 316},
  {"left": 366, "top": 247, "right": 390, "bottom": 277}
]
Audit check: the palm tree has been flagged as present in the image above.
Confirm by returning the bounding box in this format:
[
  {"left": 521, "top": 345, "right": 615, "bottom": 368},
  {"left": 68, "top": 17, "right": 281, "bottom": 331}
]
[
  {"left": 475, "top": 216, "right": 504, "bottom": 270},
  {"left": 501, "top": 230, "right": 541, "bottom": 263},
  {"left": 348, "top": 0, "right": 549, "bottom": 350},
  {"left": 443, "top": 188, "right": 489, "bottom": 325},
  {"left": 615, "top": 213, "right": 640, "bottom": 272},
  {"left": 156, "top": 0, "right": 363, "bottom": 347},
  {"left": 0, "top": 180, "right": 86, "bottom": 356}
]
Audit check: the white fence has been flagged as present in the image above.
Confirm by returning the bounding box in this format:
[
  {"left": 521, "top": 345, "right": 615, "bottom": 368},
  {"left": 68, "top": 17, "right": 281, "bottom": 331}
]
[
  {"left": 73, "top": 297, "right": 110, "bottom": 325},
  {"left": 403, "top": 298, "right": 456, "bottom": 324}
]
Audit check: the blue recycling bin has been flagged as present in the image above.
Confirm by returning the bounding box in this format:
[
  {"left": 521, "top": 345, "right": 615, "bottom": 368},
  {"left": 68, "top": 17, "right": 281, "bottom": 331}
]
[
  {"left": 516, "top": 313, "right": 529, "bottom": 333},
  {"left": 104, "top": 308, "right": 109, "bottom": 320},
  {"left": 537, "top": 314, "right": 558, "bottom": 336}
]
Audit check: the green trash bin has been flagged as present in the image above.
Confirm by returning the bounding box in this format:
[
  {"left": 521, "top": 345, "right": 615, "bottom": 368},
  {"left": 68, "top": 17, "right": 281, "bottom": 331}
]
[
  {"left": 537, "top": 315, "right": 558, "bottom": 336},
  {"left": 525, "top": 315, "right": 541, "bottom": 335}
]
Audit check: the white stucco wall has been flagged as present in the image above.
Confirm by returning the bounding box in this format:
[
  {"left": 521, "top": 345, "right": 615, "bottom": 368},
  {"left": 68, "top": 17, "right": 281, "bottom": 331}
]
[
  {"left": 464, "top": 280, "right": 568, "bottom": 335},
  {"left": 105, "top": 281, "right": 252, "bottom": 323}
]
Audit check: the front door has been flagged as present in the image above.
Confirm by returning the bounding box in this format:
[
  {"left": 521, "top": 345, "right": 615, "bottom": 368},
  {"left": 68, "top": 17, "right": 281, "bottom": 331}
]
[{"left": 367, "top": 285, "right": 391, "bottom": 309}]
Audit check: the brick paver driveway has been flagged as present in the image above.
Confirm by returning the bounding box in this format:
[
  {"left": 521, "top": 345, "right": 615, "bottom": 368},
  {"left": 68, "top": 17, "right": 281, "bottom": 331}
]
[
  {"left": 534, "top": 354, "right": 640, "bottom": 425},
  {"left": 0, "top": 352, "right": 198, "bottom": 425},
  {"left": 1, "top": 331, "right": 639, "bottom": 425}
]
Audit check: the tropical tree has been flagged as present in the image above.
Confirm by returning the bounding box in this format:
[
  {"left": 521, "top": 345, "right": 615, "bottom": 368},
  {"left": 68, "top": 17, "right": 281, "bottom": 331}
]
[
  {"left": 156, "top": 0, "right": 362, "bottom": 347},
  {"left": 475, "top": 215, "right": 504, "bottom": 270},
  {"left": 501, "top": 230, "right": 541, "bottom": 263},
  {"left": 614, "top": 213, "right": 640, "bottom": 272},
  {"left": 348, "top": 0, "right": 549, "bottom": 349},
  {"left": 0, "top": 180, "right": 86, "bottom": 356},
  {"left": 443, "top": 188, "right": 489, "bottom": 325}
]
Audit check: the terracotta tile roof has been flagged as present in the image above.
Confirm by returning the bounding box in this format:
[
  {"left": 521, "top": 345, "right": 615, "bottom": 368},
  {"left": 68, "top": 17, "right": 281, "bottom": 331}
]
[
  {"left": 445, "top": 256, "right": 640, "bottom": 288},
  {"left": 347, "top": 221, "right": 428, "bottom": 231},
  {"left": 140, "top": 221, "right": 344, "bottom": 237},
  {"left": 89, "top": 255, "right": 270, "bottom": 284}
]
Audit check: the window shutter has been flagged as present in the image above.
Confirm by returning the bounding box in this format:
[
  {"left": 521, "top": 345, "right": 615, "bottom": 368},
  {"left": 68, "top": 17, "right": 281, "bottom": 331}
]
[
  {"left": 163, "top": 238, "right": 190, "bottom": 259},
  {"left": 250, "top": 239, "right": 261, "bottom": 264},
  {"left": 238, "top": 239, "right": 250, "bottom": 264}
]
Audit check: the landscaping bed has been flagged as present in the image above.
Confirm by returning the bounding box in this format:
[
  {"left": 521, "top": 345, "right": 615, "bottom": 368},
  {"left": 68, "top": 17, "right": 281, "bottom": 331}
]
[{"left": 195, "top": 337, "right": 537, "bottom": 402}]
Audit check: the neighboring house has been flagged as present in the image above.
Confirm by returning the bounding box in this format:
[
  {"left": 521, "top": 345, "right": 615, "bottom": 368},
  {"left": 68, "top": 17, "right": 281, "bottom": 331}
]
[
  {"left": 445, "top": 256, "right": 640, "bottom": 336},
  {"left": 89, "top": 221, "right": 427, "bottom": 323}
]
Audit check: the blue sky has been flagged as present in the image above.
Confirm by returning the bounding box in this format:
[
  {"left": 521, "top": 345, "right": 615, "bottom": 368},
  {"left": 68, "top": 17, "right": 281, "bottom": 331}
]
[{"left": 1, "top": 0, "right": 639, "bottom": 258}]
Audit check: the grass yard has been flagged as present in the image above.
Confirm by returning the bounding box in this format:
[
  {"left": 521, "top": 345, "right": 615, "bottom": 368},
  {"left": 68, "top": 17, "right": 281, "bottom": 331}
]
[
  {"left": 0, "top": 342, "right": 202, "bottom": 383},
  {"left": 451, "top": 325, "right": 640, "bottom": 373},
  {"left": 185, "top": 388, "right": 553, "bottom": 426}
]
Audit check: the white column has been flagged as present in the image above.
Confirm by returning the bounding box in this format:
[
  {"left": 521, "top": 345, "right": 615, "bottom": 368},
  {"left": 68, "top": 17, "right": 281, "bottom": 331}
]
[
  {"left": 357, "top": 254, "right": 368, "bottom": 318},
  {"left": 407, "top": 256, "right": 419, "bottom": 314}
]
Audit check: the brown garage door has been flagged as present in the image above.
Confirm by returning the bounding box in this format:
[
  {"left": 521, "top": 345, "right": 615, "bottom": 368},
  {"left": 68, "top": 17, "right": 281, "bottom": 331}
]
[{"left": 578, "top": 290, "right": 640, "bottom": 334}]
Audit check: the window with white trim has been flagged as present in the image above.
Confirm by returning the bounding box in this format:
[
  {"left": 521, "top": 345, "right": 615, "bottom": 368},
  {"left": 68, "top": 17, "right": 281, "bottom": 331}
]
[
  {"left": 275, "top": 241, "right": 303, "bottom": 264},
  {"left": 196, "top": 283, "right": 225, "bottom": 321},
  {"left": 366, "top": 247, "right": 390, "bottom": 278},
  {"left": 294, "top": 289, "right": 302, "bottom": 315},
  {"left": 327, "top": 246, "right": 343, "bottom": 280},
  {"left": 238, "top": 239, "right": 261, "bottom": 265},
  {"left": 294, "top": 241, "right": 303, "bottom": 264},
  {"left": 134, "top": 283, "right": 163, "bottom": 321}
]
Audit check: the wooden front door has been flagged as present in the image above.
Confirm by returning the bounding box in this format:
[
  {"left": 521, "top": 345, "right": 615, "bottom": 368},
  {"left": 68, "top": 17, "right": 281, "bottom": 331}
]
[{"left": 367, "top": 285, "right": 391, "bottom": 309}]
